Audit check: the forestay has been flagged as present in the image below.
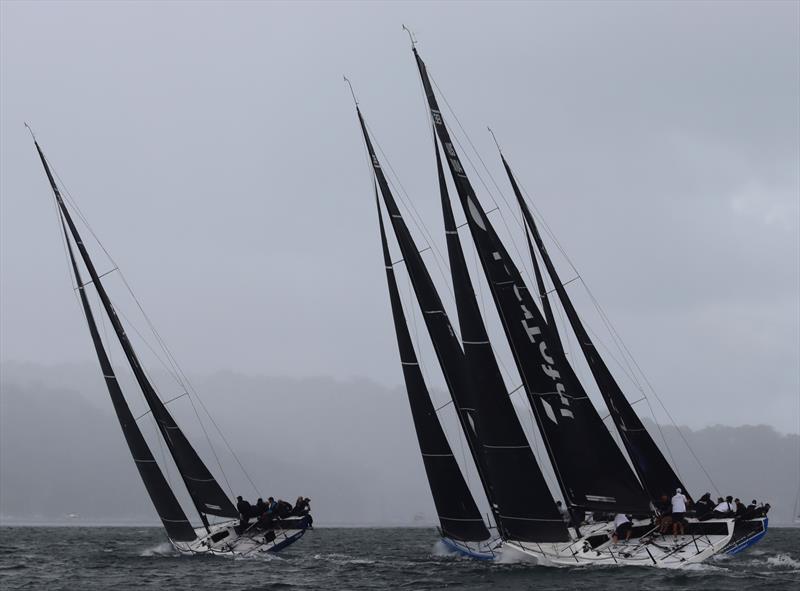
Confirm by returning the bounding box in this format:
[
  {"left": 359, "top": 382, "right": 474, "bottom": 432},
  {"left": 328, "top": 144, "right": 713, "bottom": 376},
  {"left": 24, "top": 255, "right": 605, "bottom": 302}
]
[
  {"left": 34, "top": 141, "right": 237, "bottom": 524},
  {"left": 34, "top": 143, "right": 198, "bottom": 541},
  {"left": 412, "top": 48, "right": 651, "bottom": 515},
  {"left": 500, "top": 153, "right": 687, "bottom": 502}
]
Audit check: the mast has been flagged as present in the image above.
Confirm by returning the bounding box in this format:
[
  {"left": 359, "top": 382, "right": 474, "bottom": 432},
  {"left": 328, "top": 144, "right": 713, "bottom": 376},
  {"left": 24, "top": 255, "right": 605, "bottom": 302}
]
[
  {"left": 375, "top": 188, "right": 490, "bottom": 541},
  {"left": 499, "top": 152, "right": 687, "bottom": 501},
  {"left": 412, "top": 47, "right": 651, "bottom": 515},
  {"left": 33, "top": 140, "right": 237, "bottom": 530},
  {"left": 60, "top": 215, "right": 197, "bottom": 541},
  {"left": 354, "top": 106, "right": 502, "bottom": 527},
  {"left": 434, "top": 135, "right": 568, "bottom": 541}
]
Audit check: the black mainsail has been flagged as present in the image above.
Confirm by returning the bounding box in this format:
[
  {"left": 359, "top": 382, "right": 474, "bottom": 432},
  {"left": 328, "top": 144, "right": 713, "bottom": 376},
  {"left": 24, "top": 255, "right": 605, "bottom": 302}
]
[
  {"left": 33, "top": 140, "right": 238, "bottom": 526},
  {"left": 434, "top": 138, "right": 568, "bottom": 541},
  {"left": 412, "top": 47, "right": 651, "bottom": 515},
  {"left": 499, "top": 152, "right": 688, "bottom": 501},
  {"left": 60, "top": 216, "right": 197, "bottom": 541},
  {"left": 355, "top": 107, "right": 500, "bottom": 525},
  {"left": 375, "top": 189, "right": 490, "bottom": 541}
]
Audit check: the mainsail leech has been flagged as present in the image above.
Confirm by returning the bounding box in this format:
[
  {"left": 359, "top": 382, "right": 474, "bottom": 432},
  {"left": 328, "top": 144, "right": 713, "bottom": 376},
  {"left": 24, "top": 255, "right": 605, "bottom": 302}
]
[
  {"left": 499, "top": 153, "right": 688, "bottom": 502},
  {"left": 375, "top": 187, "right": 490, "bottom": 542}
]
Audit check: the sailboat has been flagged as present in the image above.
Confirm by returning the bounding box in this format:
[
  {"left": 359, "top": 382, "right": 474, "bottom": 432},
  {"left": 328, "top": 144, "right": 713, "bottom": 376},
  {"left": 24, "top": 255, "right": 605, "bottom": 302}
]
[
  {"left": 351, "top": 36, "right": 769, "bottom": 568},
  {"left": 31, "top": 133, "right": 312, "bottom": 557}
]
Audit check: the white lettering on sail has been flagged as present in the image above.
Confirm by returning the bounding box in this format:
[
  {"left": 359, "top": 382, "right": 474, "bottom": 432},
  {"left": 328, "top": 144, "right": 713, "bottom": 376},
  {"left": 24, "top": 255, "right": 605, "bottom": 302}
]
[
  {"left": 504, "top": 251, "right": 573, "bottom": 424},
  {"left": 431, "top": 110, "right": 443, "bottom": 125},
  {"left": 539, "top": 341, "right": 554, "bottom": 364},
  {"left": 556, "top": 383, "right": 569, "bottom": 406},
  {"left": 466, "top": 196, "right": 487, "bottom": 231},
  {"left": 542, "top": 364, "right": 561, "bottom": 381},
  {"left": 371, "top": 154, "right": 381, "bottom": 169},
  {"left": 522, "top": 317, "right": 540, "bottom": 343},
  {"left": 443, "top": 142, "right": 465, "bottom": 175},
  {"left": 542, "top": 399, "right": 557, "bottom": 423}
]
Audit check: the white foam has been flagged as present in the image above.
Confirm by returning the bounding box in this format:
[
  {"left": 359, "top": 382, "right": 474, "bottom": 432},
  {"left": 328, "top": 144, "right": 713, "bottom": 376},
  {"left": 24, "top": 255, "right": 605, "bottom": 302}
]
[
  {"left": 765, "top": 553, "right": 800, "bottom": 570},
  {"left": 431, "top": 540, "right": 458, "bottom": 558},
  {"left": 139, "top": 542, "right": 178, "bottom": 557},
  {"left": 681, "top": 562, "right": 728, "bottom": 573},
  {"left": 496, "top": 545, "right": 539, "bottom": 565}
]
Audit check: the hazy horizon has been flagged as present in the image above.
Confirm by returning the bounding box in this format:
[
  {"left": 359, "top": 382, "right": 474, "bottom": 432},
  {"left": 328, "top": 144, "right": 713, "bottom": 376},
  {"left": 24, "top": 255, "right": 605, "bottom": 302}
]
[{"left": 2, "top": 362, "right": 798, "bottom": 528}]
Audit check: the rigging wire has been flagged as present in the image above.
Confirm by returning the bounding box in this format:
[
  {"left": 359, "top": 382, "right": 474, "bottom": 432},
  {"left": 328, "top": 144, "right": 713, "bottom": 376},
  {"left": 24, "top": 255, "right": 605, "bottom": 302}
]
[
  {"left": 420, "top": 62, "right": 721, "bottom": 495},
  {"left": 360, "top": 115, "right": 482, "bottom": 498},
  {"left": 426, "top": 73, "right": 540, "bottom": 291},
  {"left": 44, "top": 152, "right": 261, "bottom": 499},
  {"left": 508, "top": 153, "right": 719, "bottom": 494},
  {"left": 363, "top": 120, "right": 457, "bottom": 305}
]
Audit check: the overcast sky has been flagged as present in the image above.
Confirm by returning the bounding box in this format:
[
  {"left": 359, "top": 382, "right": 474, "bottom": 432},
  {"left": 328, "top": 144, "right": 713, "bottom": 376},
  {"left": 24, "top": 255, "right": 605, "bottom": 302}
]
[{"left": 1, "top": 1, "right": 798, "bottom": 435}]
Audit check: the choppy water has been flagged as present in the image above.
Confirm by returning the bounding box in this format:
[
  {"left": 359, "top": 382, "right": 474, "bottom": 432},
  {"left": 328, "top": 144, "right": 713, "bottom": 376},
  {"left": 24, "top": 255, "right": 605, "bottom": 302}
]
[{"left": 0, "top": 526, "right": 798, "bottom": 590}]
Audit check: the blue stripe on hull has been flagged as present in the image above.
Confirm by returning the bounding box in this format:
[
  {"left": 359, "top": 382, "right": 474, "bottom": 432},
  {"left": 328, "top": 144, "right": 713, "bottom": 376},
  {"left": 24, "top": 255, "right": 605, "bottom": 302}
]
[
  {"left": 267, "top": 528, "right": 307, "bottom": 553},
  {"left": 440, "top": 537, "right": 496, "bottom": 561},
  {"left": 266, "top": 517, "right": 312, "bottom": 553},
  {"left": 725, "top": 517, "right": 768, "bottom": 555}
]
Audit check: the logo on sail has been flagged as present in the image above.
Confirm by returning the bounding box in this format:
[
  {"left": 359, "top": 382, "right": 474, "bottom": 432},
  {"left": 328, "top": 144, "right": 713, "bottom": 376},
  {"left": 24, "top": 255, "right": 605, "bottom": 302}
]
[
  {"left": 498, "top": 264, "right": 573, "bottom": 425},
  {"left": 467, "top": 196, "right": 487, "bottom": 231}
]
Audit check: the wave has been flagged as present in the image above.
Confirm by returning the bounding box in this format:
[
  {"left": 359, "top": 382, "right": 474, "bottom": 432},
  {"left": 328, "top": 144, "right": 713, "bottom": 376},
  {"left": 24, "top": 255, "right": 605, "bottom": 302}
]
[
  {"left": 312, "top": 552, "right": 376, "bottom": 565},
  {"left": 139, "top": 542, "right": 179, "bottom": 557},
  {"left": 765, "top": 553, "right": 800, "bottom": 570}
]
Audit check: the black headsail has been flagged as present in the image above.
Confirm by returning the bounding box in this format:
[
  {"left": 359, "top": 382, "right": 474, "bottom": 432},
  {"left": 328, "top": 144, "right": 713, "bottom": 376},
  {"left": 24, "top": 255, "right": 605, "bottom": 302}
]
[
  {"left": 375, "top": 188, "right": 490, "bottom": 541},
  {"left": 60, "top": 216, "right": 197, "bottom": 541},
  {"left": 33, "top": 141, "right": 238, "bottom": 525},
  {"left": 500, "top": 152, "right": 687, "bottom": 501},
  {"left": 354, "top": 107, "right": 501, "bottom": 527},
  {"left": 434, "top": 137, "right": 568, "bottom": 541},
  {"left": 412, "top": 47, "right": 651, "bottom": 515}
]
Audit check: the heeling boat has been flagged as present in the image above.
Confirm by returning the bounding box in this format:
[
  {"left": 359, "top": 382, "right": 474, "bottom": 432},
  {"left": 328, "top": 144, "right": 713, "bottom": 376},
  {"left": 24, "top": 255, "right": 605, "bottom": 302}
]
[
  {"left": 353, "top": 34, "right": 767, "bottom": 567},
  {"left": 355, "top": 89, "right": 578, "bottom": 557},
  {"left": 496, "top": 148, "right": 771, "bottom": 560},
  {"left": 31, "top": 134, "right": 311, "bottom": 556},
  {"left": 410, "top": 40, "right": 769, "bottom": 567}
]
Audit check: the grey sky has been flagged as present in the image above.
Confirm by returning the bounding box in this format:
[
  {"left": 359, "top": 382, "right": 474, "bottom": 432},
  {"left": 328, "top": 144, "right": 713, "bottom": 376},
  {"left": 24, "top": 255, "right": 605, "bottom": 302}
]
[{"left": 1, "top": 1, "right": 798, "bottom": 435}]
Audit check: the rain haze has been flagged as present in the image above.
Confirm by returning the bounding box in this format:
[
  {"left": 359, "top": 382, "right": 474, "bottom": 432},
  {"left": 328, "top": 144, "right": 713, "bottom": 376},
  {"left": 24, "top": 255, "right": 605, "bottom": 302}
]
[{"left": 1, "top": 1, "right": 798, "bottom": 526}]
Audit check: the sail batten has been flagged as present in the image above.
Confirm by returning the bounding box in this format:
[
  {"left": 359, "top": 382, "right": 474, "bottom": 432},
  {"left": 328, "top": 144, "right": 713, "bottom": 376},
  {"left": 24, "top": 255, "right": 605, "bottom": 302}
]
[
  {"left": 33, "top": 141, "right": 237, "bottom": 522},
  {"left": 375, "top": 188, "right": 490, "bottom": 542},
  {"left": 434, "top": 134, "right": 568, "bottom": 541},
  {"left": 500, "top": 153, "right": 688, "bottom": 502},
  {"left": 57, "top": 212, "right": 197, "bottom": 541},
  {"left": 413, "top": 48, "right": 651, "bottom": 514},
  {"left": 355, "top": 107, "right": 502, "bottom": 527}
]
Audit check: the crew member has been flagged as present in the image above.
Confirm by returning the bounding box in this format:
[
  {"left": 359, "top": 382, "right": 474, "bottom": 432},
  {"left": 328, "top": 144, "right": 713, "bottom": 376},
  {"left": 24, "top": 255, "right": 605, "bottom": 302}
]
[
  {"left": 671, "top": 488, "right": 688, "bottom": 536},
  {"left": 611, "top": 513, "right": 632, "bottom": 544}
]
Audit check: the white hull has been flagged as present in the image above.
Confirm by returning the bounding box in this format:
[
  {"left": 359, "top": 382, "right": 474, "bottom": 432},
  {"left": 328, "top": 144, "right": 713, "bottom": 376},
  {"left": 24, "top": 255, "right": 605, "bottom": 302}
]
[
  {"left": 171, "top": 517, "right": 311, "bottom": 557},
  {"left": 501, "top": 518, "right": 734, "bottom": 568}
]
